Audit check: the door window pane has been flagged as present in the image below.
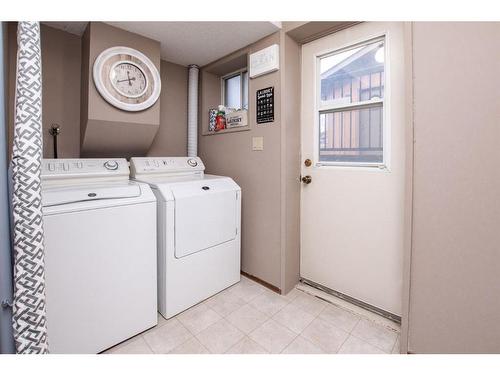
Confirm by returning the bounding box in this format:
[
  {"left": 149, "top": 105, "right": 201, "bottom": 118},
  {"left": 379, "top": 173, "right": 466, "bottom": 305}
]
[
  {"left": 320, "top": 39, "right": 385, "bottom": 107},
  {"left": 319, "top": 105, "right": 383, "bottom": 163}
]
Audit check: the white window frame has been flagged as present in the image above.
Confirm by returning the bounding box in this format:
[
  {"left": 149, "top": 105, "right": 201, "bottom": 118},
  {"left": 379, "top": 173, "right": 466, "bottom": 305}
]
[
  {"left": 221, "top": 68, "right": 248, "bottom": 110},
  {"left": 314, "top": 34, "right": 389, "bottom": 169}
]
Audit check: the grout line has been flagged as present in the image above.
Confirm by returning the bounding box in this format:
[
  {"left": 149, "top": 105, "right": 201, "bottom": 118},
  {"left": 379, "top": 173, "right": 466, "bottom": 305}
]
[
  {"left": 141, "top": 334, "right": 156, "bottom": 354},
  {"left": 315, "top": 309, "right": 360, "bottom": 334},
  {"left": 191, "top": 335, "right": 211, "bottom": 354},
  {"left": 390, "top": 333, "right": 401, "bottom": 354},
  {"left": 279, "top": 334, "right": 299, "bottom": 354},
  {"left": 349, "top": 326, "right": 397, "bottom": 354},
  {"left": 335, "top": 332, "right": 352, "bottom": 354},
  {"left": 224, "top": 335, "right": 247, "bottom": 354}
]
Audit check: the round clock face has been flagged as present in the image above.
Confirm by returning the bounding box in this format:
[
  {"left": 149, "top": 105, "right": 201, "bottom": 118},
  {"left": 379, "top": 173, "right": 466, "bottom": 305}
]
[
  {"left": 110, "top": 62, "right": 148, "bottom": 98},
  {"left": 93, "top": 46, "right": 161, "bottom": 112}
]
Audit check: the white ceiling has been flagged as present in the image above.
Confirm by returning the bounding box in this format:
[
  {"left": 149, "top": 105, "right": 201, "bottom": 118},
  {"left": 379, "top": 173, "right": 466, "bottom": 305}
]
[
  {"left": 43, "top": 22, "right": 281, "bottom": 67},
  {"left": 43, "top": 22, "right": 88, "bottom": 36},
  {"left": 106, "top": 22, "right": 281, "bottom": 67}
]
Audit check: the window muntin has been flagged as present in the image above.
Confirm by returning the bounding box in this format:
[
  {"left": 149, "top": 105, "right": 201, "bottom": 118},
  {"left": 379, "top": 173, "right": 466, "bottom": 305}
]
[
  {"left": 222, "top": 70, "right": 248, "bottom": 110},
  {"left": 318, "top": 37, "right": 385, "bottom": 165}
]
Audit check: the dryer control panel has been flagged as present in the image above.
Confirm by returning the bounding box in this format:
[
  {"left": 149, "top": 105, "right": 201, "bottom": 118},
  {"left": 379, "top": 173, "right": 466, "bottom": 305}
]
[
  {"left": 130, "top": 157, "right": 205, "bottom": 177},
  {"left": 41, "top": 158, "right": 130, "bottom": 181}
]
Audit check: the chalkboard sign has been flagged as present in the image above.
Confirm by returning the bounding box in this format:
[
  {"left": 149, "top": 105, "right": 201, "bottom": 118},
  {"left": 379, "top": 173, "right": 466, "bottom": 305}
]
[{"left": 256, "top": 87, "right": 274, "bottom": 124}]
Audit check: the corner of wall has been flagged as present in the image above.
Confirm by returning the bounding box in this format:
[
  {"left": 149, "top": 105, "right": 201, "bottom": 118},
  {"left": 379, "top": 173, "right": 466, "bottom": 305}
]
[
  {"left": 400, "top": 21, "right": 414, "bottom": 354},
  {"left": 279, "top": 31, "right": 301, "bottom": 294}
]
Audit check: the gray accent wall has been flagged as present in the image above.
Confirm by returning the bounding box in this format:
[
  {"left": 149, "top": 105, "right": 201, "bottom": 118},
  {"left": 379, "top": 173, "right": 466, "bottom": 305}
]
[{"left": 0, "top": 21, "right": 15, "bottom": 354}]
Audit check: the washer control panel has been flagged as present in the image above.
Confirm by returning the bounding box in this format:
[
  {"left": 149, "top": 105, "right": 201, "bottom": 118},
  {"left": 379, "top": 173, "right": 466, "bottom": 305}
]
[
  {"left": 42, "top": 158, "right": 129, "bottom": 181},
  {"left": 130, "top": 157, "right": 205, "bottom": 177}
]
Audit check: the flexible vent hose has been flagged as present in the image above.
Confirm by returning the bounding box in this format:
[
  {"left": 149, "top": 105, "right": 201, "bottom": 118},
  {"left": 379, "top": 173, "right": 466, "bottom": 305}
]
[{"left": 187, "top": 65, "right": 199, "bottom": 157}]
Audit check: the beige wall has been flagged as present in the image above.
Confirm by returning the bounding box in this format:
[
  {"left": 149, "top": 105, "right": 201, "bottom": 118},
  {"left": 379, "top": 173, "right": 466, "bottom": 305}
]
[
  {"left": 6, "top": 23, "right": 187, "bottom": 159},
  {"left": 198, "top": 32, "right": 300, "bottom": 292},
  {"left": 7, "top": 23, "right": 81, "bottom": 158},
  {"left": 407, "top": 22, "right": 500, "bottom": 353},
  {"left": 280, "top": 33, "right": 301, "bottom": 293},
  {"left": 80, "top": 22, "right": 160, "bottom": 158},
  {"left": 148, "top": 60, "right": 188, "bottom": 157}
]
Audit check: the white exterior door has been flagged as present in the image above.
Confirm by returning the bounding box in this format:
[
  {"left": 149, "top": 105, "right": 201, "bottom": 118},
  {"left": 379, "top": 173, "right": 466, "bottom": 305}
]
[{"left": 300, "top": 22, "right": 406, "bottom": 316}]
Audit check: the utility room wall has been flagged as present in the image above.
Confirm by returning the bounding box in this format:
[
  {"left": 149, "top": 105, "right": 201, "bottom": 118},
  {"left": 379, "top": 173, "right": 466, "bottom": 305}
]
[
  {"left": 5, "top": 23, "right": 187, "bottom": 159},
  {"left": 407, "top": 22, "right": 500, "bottom": 353},
  {"left": 198, "top": 32, "right": 301, "bottom": 292},
  {"left": 148, "top": 60, "right": 188, "bottom": 157},
  {"left": 7, "top": 23, "right": 82, "bottom": 159}
]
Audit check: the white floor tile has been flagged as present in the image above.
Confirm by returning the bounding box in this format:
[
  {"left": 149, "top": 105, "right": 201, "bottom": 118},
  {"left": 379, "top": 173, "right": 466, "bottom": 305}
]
[
  {"left": 157, "top": 313, "right": 168, "bottom": 327},
  {"left": 249, "top": 320, "right": 297, "bottom": 354},
  {"left": 106, "top": 336, "right": 153, "bottom": 354},
  {"left": 142, "top": 318, "right": 193, "bottom": 354},
  {"left": 196, "top": 319, "right": 245, "bottom": 354},
  {"left": 205, "top": 289, "right": 247, "bottom": 317},
  {"left": 169, "top": 337, "right": 209, "bottom": 354},
  {"left": 226, "top": 337, "right": 269, "bottom": 354},
  {"left": 290, "top": 293, "right": 327, "bottom": 316},
  {"left": 301, "top": 318, "right": 349, "bottom": 353},
  {"left": 272, "top": 303, "right": 315, "bottom": 334},
  {"left": 282, "top": 287, "right": 302, "bottom": 302},
  {"left": 99, "top": 277, "right": 407, "bottom": 356},
  {"left": 338, "top": 335, "right": 385, "bottom": 354},
  {"left": 318, "top": 304, "right": 360, "bottom": 333},
  {"left": 229, "top": 278, "right": 265, "bottom": 302},
  {"left": 297, "top": 283, "right": 401, "bottom": 332},
  {"left": 392, "top": 334, "right": 401, "bottom": 354},
  {"left": 177, "top": 303, "right": 222, "bottom": 335},
  {"left": 249, "top": 290, "right": 289, "bottom": 316},
  {"left": 351, "top": 318, "right": 398, "bottom": 353},
  {"left": 226, "top": 304, "right": 269, "bottom": 334},
  {"left": 281, "top": 336, "right": 324, "bottom": 354}
]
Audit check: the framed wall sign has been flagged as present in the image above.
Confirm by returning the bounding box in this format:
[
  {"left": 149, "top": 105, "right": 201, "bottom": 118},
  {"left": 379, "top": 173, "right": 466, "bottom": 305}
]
[
  {"left": 249, "top": 44, "right": 279, "bottom": 78},
  {"left": 256, "top": 87, "right": 274, "bottom": 124}
]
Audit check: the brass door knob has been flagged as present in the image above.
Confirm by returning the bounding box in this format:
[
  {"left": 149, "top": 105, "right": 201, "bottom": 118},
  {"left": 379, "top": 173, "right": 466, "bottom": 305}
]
[
  {"left": 304, "top": 159, "right": 312, "bottom": 167},
  {"left": 301, "top": 175, "right": 312, "bottom": 184}
]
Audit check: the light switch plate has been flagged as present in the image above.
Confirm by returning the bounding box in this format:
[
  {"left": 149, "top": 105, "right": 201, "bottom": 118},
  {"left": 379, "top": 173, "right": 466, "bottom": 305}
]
[{"left": 252, "top": 137, "right": 264, "bottom": 151}]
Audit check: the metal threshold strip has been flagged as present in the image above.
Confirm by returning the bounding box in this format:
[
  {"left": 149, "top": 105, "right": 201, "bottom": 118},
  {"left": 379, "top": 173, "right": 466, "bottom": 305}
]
[{"left": 300, "top": 277, "right": 401, "bottom": 324}]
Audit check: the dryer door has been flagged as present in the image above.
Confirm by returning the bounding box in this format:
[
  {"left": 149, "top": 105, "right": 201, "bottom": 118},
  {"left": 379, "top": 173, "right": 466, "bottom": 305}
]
[{"left": 172, "top": 179, "right": 237, "bottom": 258}]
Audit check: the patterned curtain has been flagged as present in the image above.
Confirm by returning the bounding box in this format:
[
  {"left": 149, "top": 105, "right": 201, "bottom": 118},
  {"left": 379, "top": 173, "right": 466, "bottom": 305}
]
[{"left": 11, "top": 21, "right": 48, "bottom": 354}]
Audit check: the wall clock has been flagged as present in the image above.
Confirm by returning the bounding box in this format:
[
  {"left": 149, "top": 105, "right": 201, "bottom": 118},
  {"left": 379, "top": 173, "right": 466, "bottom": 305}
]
[{"left": 93, "top": 46, "right": 161, "bottom": 112}]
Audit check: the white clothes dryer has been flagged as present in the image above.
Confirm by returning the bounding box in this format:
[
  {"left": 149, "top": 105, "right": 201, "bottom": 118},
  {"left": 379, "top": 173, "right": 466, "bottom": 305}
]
[{"left": 130, "top": 157, "right": 241, "bottom": 319}]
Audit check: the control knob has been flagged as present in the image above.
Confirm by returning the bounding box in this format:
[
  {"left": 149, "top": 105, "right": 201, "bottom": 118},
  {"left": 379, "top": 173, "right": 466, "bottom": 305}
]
[
  {"left": 103, "top": 160, "right": 119, "bottom": 171},
  {"left": 187, "top": 158, "right": 198, "bottom": 167}
]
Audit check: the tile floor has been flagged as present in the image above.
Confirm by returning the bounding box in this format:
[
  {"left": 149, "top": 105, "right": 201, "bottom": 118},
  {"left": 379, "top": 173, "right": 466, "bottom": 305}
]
[{"left": 105, "top": 276, "right": 401, "bottom": 354}]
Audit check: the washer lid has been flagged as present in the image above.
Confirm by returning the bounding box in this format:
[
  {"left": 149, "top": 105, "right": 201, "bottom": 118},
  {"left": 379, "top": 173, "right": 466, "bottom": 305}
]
[{"left": 42, "top": 182, "right": 141, "bottom": 207}]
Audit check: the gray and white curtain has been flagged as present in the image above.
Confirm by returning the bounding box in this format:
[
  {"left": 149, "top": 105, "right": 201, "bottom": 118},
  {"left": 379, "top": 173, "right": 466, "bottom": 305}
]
[{"left": 10, "top": 21, "right": 48, "bottom": 354}]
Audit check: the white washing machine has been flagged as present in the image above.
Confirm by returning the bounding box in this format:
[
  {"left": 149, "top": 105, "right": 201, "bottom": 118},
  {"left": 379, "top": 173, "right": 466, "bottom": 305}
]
[
  {"left": 41, "top": 159, "right": 157, "bottom": 353},
  {"left": 129, "top": 157, "right": 241, "bottom": 319}
]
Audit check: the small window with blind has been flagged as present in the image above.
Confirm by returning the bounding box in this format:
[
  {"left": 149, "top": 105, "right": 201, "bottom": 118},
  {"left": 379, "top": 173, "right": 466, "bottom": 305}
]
[
  {"left": 222, "top": 69, "right": 249, "bottom": 110},
  {"left": 317, "top": 36, "right": 386, "bottom": 166}
]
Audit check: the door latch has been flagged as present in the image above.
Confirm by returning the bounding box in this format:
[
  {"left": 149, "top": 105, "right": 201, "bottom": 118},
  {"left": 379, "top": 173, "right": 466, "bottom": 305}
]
[{"left": 301, "top": 175, "right": 312, "bottom": 184}]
